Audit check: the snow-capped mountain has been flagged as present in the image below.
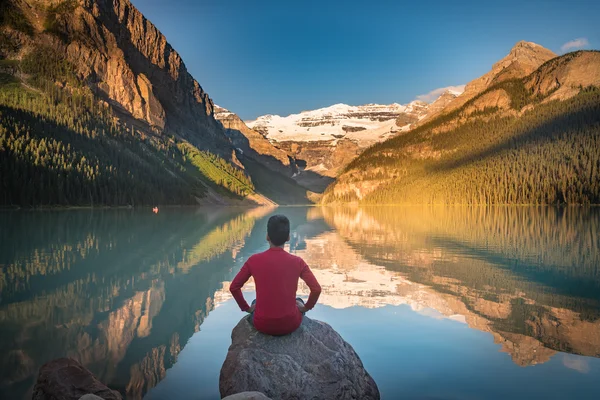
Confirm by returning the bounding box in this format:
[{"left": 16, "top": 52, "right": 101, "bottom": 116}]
[
  {"left": 246, "top": 101, "right": 431, "bottom": 147},
  {"left": 241, "top": 91, "right": 463, "bottom": 192}
]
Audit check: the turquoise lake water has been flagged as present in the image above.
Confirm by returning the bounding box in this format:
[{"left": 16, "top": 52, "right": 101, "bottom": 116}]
[{"left": 1, "top": 206, "right": 599, "bottom": 399}]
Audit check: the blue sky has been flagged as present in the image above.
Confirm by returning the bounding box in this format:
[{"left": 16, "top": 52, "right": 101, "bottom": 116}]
[{"left": 132, "top": 0, "right": 599, "bottom": 120}]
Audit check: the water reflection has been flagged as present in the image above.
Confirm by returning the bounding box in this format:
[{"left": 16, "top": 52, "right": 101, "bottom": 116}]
[
  {"left": 1, "top": 206, "right": 599, "bottom": 399},
  {"left": 0, "top": 207, "right": 275, "bottom": 399},
  {"left": 217, "top": 206, "right": 600, "bottom": 367},
  {"left": 319, "top": 206, "right": 600, "bottom": 363}
]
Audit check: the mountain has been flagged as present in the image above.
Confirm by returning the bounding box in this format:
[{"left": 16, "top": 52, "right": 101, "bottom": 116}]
[
  {"left": 323, "top": 43, "right": 600, "bottom": 205},
  {"left": 212, "top": 106, "right": 314, "bottom": 203},
  {"left": 213, "top": 105, "right": 296, "bottom": 176},
  {"left": 0, "top": 0, "right": 307, "bottom": 206},
  {"left": 420, "top": 41, "right": 557, "bottom": 124},
  {"left": 245, "top": 100, "right": 440, "bottom": 192},
  {"left": 423, "top": 88, "right": 463, "bottom": 117},
  {"left": 247, "top": 102, "right": 431, "bottom": 145}
]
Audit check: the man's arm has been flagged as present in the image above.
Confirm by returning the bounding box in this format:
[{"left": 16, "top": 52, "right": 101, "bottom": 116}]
[
  {"left": 230, "top": 261, "right": 252, "bottom": 312},
  {"left": 300, "top": 262, "right": 321, "bottom": 311}
]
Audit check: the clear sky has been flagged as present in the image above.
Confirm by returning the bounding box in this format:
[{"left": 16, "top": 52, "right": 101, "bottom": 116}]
[{"left": 132, "top": 0, "right": 599, "bottom": 120}]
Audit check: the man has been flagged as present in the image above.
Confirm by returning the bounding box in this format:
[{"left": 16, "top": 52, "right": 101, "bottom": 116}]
[{"left": 229, "top": 215, "right": 322, "bottom": 336}]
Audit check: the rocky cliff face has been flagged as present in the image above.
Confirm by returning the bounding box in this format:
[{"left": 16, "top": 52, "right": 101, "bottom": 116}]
[
  {"left": 1, "top": 0, "right": 314, "bottom": 205},
  {"left": 214, "top": 106, "right": 296, "bottom": 176},
  {"left": 423, "top": 88, "right": 462, "bottom": 116},
  {"left": 35, "top": 0, "right": 226, "bottom": 150},
  {"left": 525, "top": 50, "right": 600, "bottom": 101}
]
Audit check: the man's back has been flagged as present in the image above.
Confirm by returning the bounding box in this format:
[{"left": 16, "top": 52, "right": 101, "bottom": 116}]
[{"left": 230, "top": 247, "right": 321, "bottom": 335}]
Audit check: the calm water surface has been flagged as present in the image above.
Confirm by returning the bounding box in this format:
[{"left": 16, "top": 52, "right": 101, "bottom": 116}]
[{"left": 1, "top": 206, "right": 599, "bottom": 399}]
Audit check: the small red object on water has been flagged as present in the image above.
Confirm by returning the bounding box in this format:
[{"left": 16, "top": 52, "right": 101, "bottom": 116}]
[{"left": 152, "top": 207, "right": 159, "bottom": 213}]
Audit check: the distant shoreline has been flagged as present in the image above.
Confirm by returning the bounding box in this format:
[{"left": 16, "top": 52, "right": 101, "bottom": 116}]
[
  {"left": 1, "top": 203, "right": 598, "bottom": 212},
  {"left": 0, "top": 204, "right": 270, "bottom": 211}
]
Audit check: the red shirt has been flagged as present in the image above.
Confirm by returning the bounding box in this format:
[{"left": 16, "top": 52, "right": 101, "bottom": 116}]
[{"left": 230, "top": 247, "right": 322, "bottom": 335}]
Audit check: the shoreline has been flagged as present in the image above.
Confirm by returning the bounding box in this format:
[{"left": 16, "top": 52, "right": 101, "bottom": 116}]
[{"left": 1, "top": 203, "right": 599, "bottom": 211}]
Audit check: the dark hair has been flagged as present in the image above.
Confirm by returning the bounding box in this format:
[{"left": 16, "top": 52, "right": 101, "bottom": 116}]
[{"left": 267, "top": 215, "right": 290, "bottom": 246}]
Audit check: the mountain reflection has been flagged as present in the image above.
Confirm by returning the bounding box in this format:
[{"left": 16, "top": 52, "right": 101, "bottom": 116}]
[
  {"left": 317, "top": 206, "right": 600, "bottom": 365},
  {"left": 1, "top": 206, "right": 599, "bottom": 399},
  {"left": 0, "top": 207, "right": 274, "bottom": 400}
]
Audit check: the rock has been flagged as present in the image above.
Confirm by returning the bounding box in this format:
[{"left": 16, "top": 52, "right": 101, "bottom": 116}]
[
  {"left": 222, "top": 392, "right": 272, "bottom": 400},
  {"left": 525, "top": 51, "right": 600, "bottom": 102},
  {"left": 79, "top": 395, "right": 105, "bottom": 400},
  {"left": 32, "top": 358, "right": 122, "bottom": 400},
  {"left": 219, "top": 316, "right": 380, "bottom": 400}
]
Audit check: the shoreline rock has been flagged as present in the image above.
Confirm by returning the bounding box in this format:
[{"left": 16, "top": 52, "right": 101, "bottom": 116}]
[
  {"left": 219, "top": 316, "right": 380, "bottom": 400},
  {"left": 32, "top": 358, "right": 122, "bottom": 400}
]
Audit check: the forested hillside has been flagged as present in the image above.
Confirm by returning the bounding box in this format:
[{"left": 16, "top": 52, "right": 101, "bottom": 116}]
[
  {"left": 323, "top": 51, "right": 600, "bottom": 205},
  {"left": 0, "top": 62, "right": 253, "bottom": 205}
]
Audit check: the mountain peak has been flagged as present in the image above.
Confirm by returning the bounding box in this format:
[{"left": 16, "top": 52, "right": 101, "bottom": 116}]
[
  {"left": 511, "top": 40, "right": 546, "bottom": 50},
  {"left": 501, "top": 40, "right": 557, "bottom": 68}
]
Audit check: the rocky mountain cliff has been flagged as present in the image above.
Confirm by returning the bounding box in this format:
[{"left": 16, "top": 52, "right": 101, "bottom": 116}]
[
  {"left": 3, "top": 0, "right": 226, "bottom": 150},
  {"left": 0, "top": 0, "right": 310, "bottom": 206},
  {"left": 214, "top": 105, "right": 296, "bottom": 177}
]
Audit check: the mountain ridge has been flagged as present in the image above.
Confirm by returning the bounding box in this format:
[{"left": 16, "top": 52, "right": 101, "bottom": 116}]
[
  {"left": 243, "top": 95, "right": 459, "bottom": 192},
  {"left": 322, "top": 48, "right": 600, "bottom": 205},
  {"left": 418, "top": 40, "right": 557, "bottom": 125}
]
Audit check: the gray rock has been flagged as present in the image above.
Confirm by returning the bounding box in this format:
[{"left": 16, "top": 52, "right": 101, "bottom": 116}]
[
  {"left": 32, "top": 358, "right": 122, "bottom": 400},
  {"left": 79, "top": 395, "right": 105, "bottom": 400},
  {"left": 222, "top": 392, "right": 272, "bottom": 400},
  {"left": 219, "top": 316, "right": 380, "bottom": 400}
]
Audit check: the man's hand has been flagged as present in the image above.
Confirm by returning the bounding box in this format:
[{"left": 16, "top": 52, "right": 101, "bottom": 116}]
[
  {"left": 246, "top": 304, "right": 255, "bottom": 313},
  {"left": 297, "top": 300, "right": 307, "bottom": 313}
]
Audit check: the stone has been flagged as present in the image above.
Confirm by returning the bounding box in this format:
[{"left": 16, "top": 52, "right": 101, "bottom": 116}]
[
  {"left": 79, "top": 395, "right": 105, "bottom": 400},
  {"left": 219, "top": 316, "right": 380, "bottom": 400},
  {"left": 32, "top": 358, "right": 122, "bottom": 400},
  {"left": 222, "top": 392, "right": 272, "bottom": 400}
]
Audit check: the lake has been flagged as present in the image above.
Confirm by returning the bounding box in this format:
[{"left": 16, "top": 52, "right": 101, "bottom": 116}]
[{"left": 1, "top": 206, "right": 599, "bottom": 399}]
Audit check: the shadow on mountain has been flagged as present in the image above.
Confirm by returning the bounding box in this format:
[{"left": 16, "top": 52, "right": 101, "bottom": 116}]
[
  {"left": 429, "top": 96, "right": 600, "bottom": 175},
  {"left": 293, "top": 169, "right": 335, "bottom": 194},
  {"left": 239, "top": 155, "right": 312, "bottom": 204},
  {"left": 225, "top": 127, "right": 335, "bottom": 196}
]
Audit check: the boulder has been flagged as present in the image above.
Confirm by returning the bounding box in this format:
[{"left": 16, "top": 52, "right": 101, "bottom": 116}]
[
  {"left": 219, "top": 316, "right": 380, "bottom": 400},
  {"left": 32, "top": 358, "right": 122, "bottom": 400}
]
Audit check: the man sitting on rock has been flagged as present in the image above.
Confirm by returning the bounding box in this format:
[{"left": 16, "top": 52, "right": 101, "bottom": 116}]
[{"left": 230, "top": 214, "right": 322, "bottom": 336}]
